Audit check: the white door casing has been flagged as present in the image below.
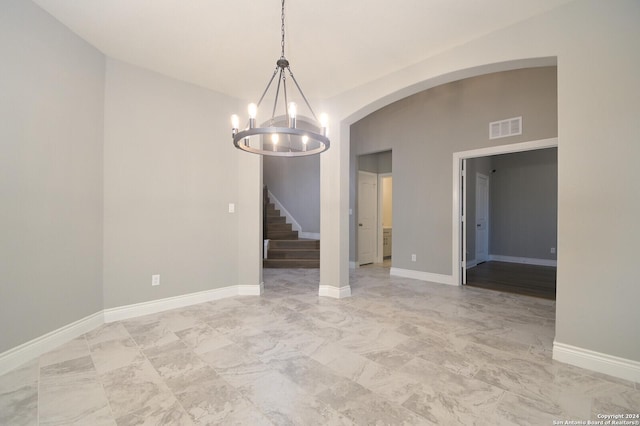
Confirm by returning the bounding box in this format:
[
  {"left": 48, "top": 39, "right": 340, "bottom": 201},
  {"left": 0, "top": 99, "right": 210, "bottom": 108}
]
[
  {"left": 358, "top": 171, "right": 377, "bottom": 265},
  {"left": 452, "top": 138, "right": 558, "bottom": 286},
  {"left": 461, "top": 159, "right": 467, "bottom": 284},
  {"left": 475, "top": 173, "right": 489, "bottom": 263}
]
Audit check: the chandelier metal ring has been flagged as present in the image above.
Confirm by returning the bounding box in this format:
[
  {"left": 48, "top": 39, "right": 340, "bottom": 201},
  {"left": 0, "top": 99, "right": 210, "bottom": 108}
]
[{"left": 233, "top": 127, "right": 329, "bottom": 157}]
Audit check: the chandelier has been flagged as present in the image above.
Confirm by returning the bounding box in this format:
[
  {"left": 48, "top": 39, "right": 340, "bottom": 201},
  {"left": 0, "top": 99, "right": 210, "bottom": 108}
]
[{"left": 231, "top": 0, "right": 330, "bottom": 157}]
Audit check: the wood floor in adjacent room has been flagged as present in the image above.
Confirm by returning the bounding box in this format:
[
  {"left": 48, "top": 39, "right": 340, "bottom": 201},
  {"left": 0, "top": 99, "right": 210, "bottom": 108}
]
[{"left": 466, "top": 261, "right": 557, "bottom": 300}]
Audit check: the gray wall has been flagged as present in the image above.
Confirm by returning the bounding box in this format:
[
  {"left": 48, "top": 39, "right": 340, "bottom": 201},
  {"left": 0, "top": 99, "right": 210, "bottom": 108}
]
[
  {"left": 263, "top": 155, "right": 320, "bottom": 233},
  {"left": 551, "top": 0, "right": 640, "bottom": 362},
  {"left": 103, "top": 59, "right": 242, "bottom": 308},
  {"left": 490, "top": 149, "right": 558, "bottom": 260},
  {"left": 0, "top": 0, "right": 105, "bottom": 352},
  {"left": 350, "top": 67, "right": 558, "bottom": 272},
  {"left": 358, "top": 151, "right": 392, "bottom": 174}
]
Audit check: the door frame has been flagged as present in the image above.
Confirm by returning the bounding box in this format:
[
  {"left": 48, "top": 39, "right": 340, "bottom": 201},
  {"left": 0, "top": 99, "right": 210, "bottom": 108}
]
[
  {"left": 461, "top": 159, "right": 467, "bottom": 284},
  {"left": 452, "top": 137, "right": 558, "bottom": 286}
]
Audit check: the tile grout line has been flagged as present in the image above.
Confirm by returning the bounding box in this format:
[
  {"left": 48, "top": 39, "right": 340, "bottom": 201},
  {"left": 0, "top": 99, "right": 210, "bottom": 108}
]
[
  {"left": 122, "top": 318, "right": 195, "bottom": 424},
  {"left": 37, "top": 356, "right": 41, "bottom": 426},
  {"left": 85, "top": 331, "right": 120, "bottom": 425},
  {"left": 191, "top": 339, "right": 276, "bottom": 425}
]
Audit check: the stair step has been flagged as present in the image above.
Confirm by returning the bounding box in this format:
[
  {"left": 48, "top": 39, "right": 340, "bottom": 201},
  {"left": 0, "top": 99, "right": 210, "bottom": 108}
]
[
  {"left": 263, "top": 259, "right": 320, "bottom": 268},
  {"left": 268, "top": 249, "right": 320, "bottom": 259},
  {"left": 268, "top": 223, "right": 292, "bottom": 232},
  {"left": 269, "top": 239, "right": 319, "bottom": 249},
  {"left": 266, "top": 209, "right": 281, "bottom": 217},
  {"left": 266, "top": 216, "right": 286, "bottom": 224},
  {"left": 266, "top": 231, "right": 299, "bottom": 240}
]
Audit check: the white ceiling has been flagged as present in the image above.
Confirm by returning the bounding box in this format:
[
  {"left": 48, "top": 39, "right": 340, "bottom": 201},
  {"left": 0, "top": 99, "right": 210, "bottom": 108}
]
[{"left": 32, "top": 0, "right": 572, "bottom": 100}]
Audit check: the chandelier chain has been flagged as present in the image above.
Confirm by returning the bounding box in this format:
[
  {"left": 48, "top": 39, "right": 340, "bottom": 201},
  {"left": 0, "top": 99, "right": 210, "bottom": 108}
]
[{"left": 280, "top": 0, "right": 286, "bottom": 58}]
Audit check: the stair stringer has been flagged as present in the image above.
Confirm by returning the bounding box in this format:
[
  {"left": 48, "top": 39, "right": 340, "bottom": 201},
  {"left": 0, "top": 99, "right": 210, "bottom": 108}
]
[{"left": 267, "top": 190, "right": 302, "bottom": 234}]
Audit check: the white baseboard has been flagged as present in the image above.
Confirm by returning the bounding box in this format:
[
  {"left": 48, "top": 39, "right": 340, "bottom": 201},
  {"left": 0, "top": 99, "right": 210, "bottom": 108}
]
[
  {"left": 553, "top": 341, "right": 640, "bottom": 382},
  {"left": 0, "top": 310, "right": 103, "bottom": 376},
  {"left": 237, "top": 283, "right": 264, "bottom": 296},
  {"left": 318, "top": 285, "right": 352, "bottom": 299},
  {"left": 299, "top": 232, "right": 320, "bottom": 240},
  {"left": 104, "top": 285, "right": 263, "bottom": 323},
  {"left": 390, "top": 267, "right": 455, "bottom": 286},
  {"left": 489, "top": 254, "right": 557, "bottom": 267},
  {"left": 0, "top": 284, "right": 263, "bottom": 376},
  {"left": 465, "top": 259, "right": 479, "bottom": 268}
]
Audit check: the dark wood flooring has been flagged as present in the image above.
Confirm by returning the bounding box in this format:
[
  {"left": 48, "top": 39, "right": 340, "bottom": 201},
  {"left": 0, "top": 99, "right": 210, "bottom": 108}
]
[{"left": 465, "top": 261, "right": 557, "bottom": 300}]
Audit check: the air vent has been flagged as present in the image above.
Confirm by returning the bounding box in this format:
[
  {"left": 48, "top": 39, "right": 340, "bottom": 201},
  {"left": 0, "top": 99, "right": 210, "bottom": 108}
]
[{"left": 489, "top": 116, "right": 522, "bottom": 139}]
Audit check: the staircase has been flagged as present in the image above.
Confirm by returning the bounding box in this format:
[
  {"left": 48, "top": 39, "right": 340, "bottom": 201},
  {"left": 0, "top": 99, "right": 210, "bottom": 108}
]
[{"left": 263, "top": 191, "right": 319, "bottom": 268}]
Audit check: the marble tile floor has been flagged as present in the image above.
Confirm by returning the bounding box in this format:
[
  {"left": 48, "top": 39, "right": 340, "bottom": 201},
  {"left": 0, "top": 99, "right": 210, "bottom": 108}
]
[{"left": 1, "top": 264, "right": 638, "bottom": 425}]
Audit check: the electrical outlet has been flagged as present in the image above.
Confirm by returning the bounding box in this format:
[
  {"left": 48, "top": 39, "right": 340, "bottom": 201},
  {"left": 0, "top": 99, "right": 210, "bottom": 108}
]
[
  {"left": 550, "top": 247, "right": 556, "bottom": 254},
  {"left": 228, "top": 203, "right": 235, "bottom": 213},
  {"left": 152, "top": 274, "right": 160, "bottom": 286},
  {"left": 411, "top": 254, "right": 417, "bottom": 262}
]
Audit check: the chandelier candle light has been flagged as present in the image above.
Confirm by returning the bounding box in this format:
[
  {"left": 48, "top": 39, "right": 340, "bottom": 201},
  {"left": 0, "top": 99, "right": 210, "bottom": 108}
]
[{"left": 231, "top": 0, "right": 330, "bottom": 157}]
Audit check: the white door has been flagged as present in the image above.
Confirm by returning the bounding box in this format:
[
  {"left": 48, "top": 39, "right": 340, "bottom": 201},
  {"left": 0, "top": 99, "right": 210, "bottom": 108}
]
[
  {"left": 358, "top": 171, "right": 377, "bottom": 265},
  {"left": 475, "top": 173, "right": 489, "bottom": 263}
]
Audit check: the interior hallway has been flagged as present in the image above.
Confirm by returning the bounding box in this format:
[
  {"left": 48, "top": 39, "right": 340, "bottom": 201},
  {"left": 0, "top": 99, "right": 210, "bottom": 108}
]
[{"left": 1, "top": 266, "right": 637, "bottom": 425}]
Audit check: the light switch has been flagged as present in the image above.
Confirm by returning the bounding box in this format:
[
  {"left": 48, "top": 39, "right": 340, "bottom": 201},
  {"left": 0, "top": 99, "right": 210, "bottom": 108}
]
[{"left": 228, "top": 203, "right": 235, "bottom": 213}]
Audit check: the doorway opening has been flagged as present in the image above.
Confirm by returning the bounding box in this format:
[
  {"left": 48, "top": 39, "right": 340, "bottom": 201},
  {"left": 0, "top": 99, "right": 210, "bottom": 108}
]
[
  {"left": 357, "top": 150, "right": 392, "bottom": 267},
  {"left": 379, "top": 174, "right": 393, "bottom": 267},
  {"left": 453, "top": 138, "right": 558, "bottom": 299},
  {"left": 261, "top": 117, "right": 321, "bottom": 297}
]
